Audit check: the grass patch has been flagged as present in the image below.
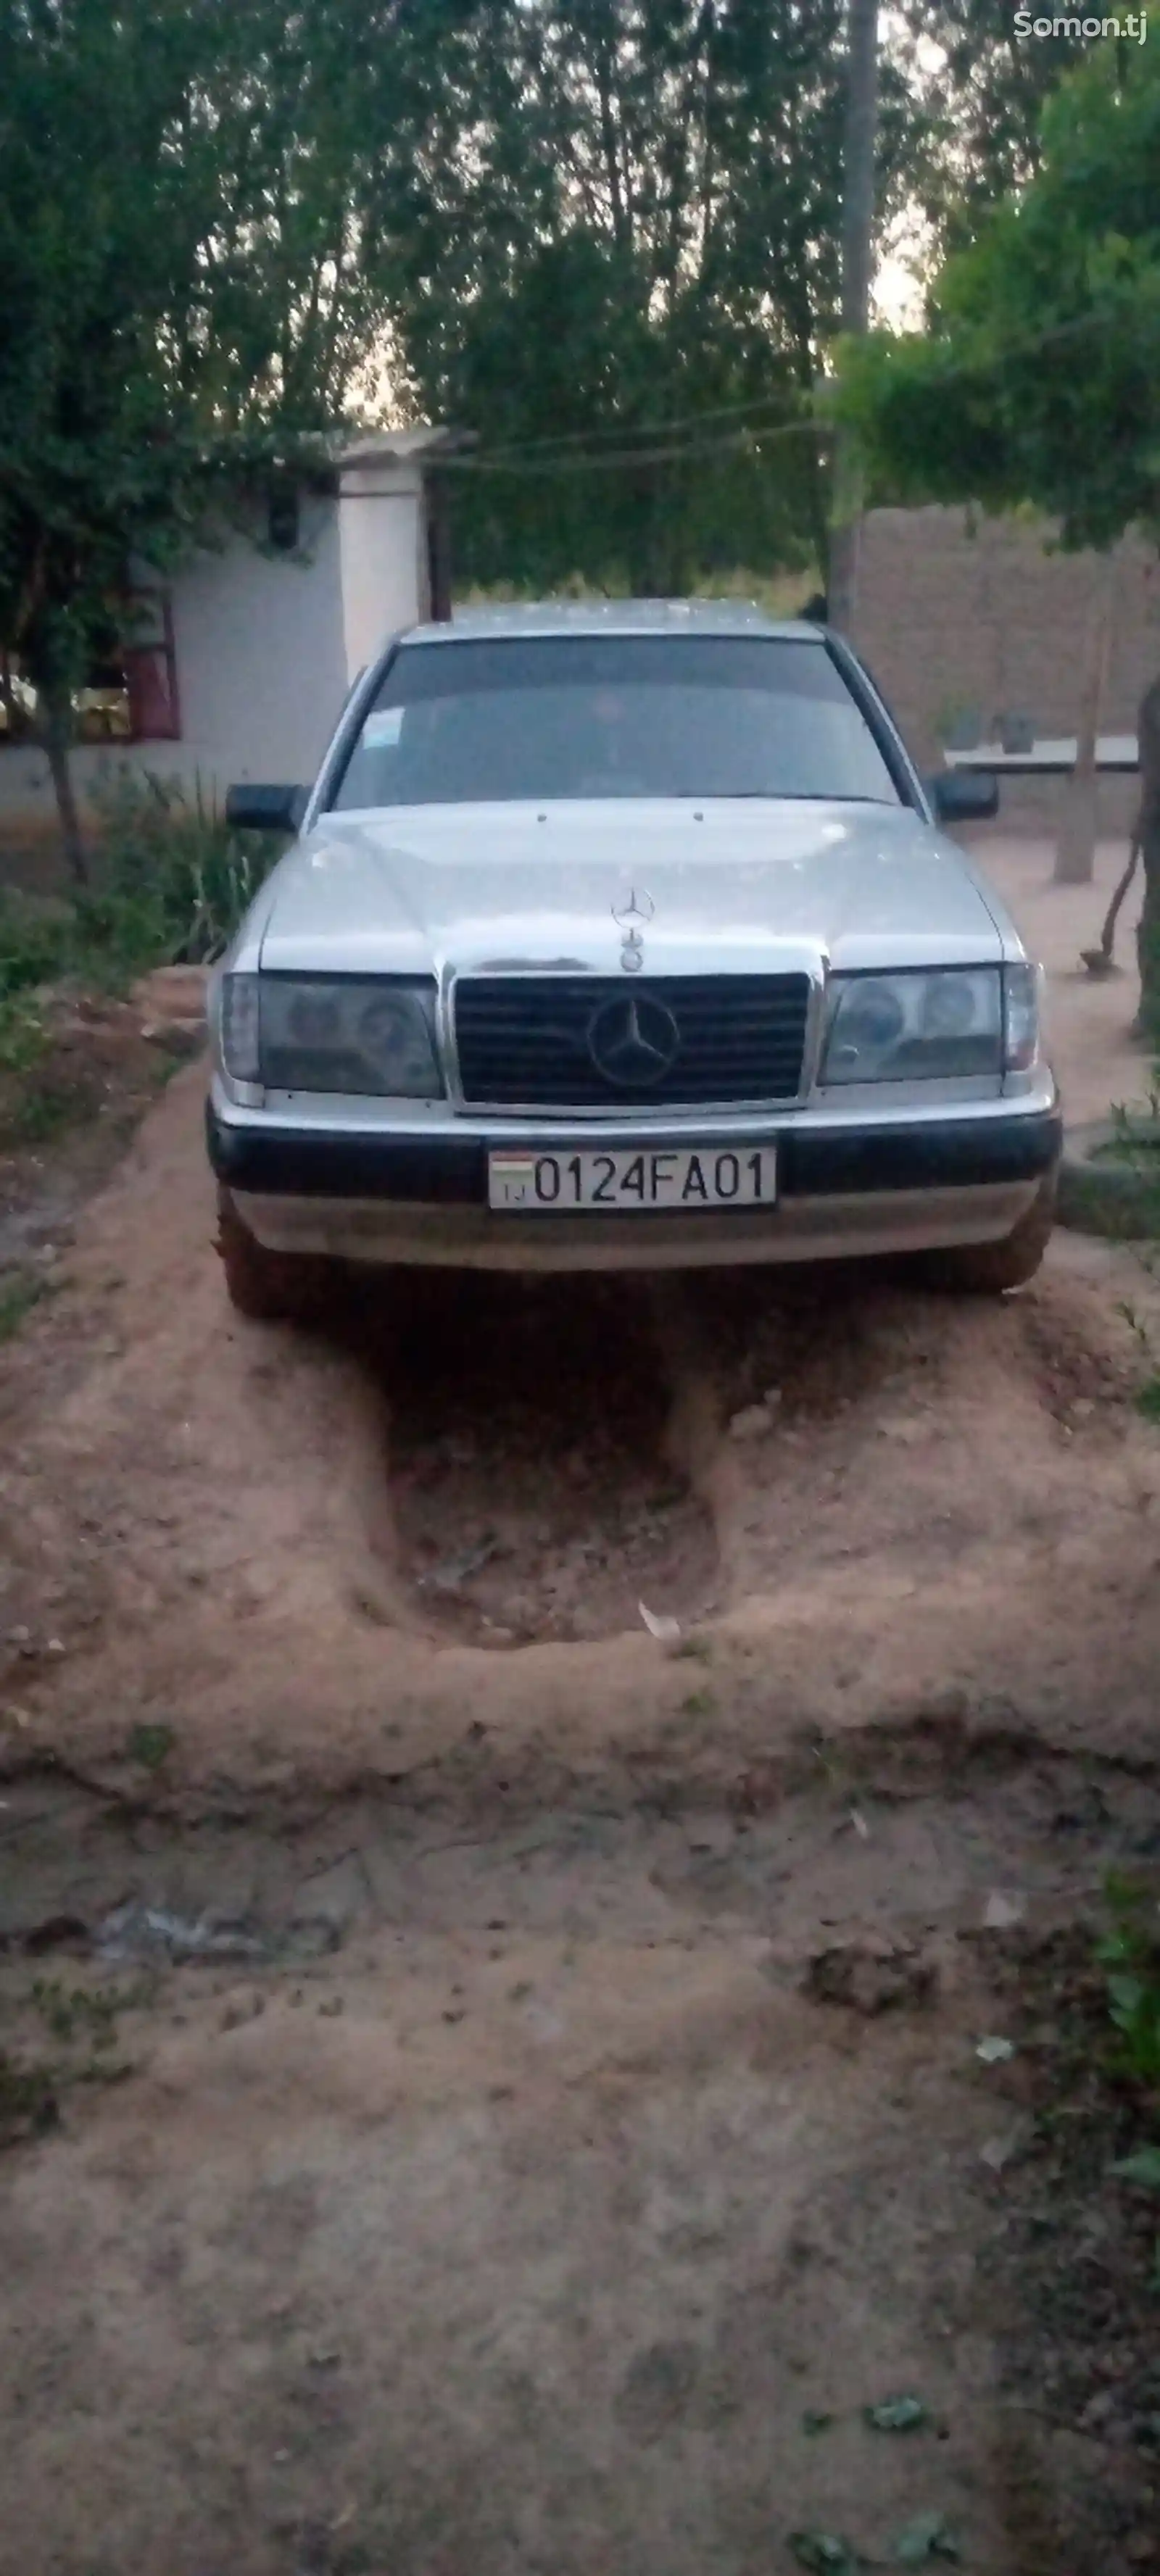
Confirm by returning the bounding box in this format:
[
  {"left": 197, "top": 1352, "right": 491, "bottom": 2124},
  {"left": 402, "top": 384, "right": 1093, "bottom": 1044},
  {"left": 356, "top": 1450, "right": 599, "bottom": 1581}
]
[
  {"left": 0, "top": 986, "right": 55, "bottom": 1146},
  {"left": 0, "top": 1977, "right": 149, "bottom": 2149},
  {"left": 0, "top": 773, "right": 282, "bottom": 1150},
  {"left": 0, "top": 990, "right": 50, "bottom": 1076},
  {"left": 0, "top": 770, "right": 282, "bottom": 1007},
  {"left": 0, "top": 903, "right": 72, "bottom": 1005},
  {"left": 125, "top": 1720, "right": 175, "bottom": 1772},
  {"left": 0, "top": 2050, "right": 60, "bottom": 2144},
  {"left": 1098, "top": 1874, "right": 1160, "bottom": 2092},
  {"left": 1137, "top": 1376, "right": 1160, "bottom": 1424},
  {"left": 74, "top": 769, "right": 281, "bottom": 984},
  {"left": 1095, "top": 1086, "right": 1160, "bottom": 1173},
  {"left": 974, "top": 1902, "right": 1160, "bottom": 2522},
  {"left": 0, "top": 1271, "right": 44, "bottom": 1342},
  {"left": 29, "top": 1980, "right": 123, "bottom": 2048},
  {"left": 0, "top": 2039, "right": 136, "bottom": 2149},
  {"left": 6, "top": 1078, "right": 81, "bottom": 1147},
  {"left": 1098, "top": 1076, "right": 1160, "bottom": 1411}
]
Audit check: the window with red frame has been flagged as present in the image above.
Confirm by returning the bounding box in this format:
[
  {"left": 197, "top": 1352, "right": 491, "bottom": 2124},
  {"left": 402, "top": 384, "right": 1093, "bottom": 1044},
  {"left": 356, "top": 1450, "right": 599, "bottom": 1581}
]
[{"left": 0, "top": 588, "right": 181, "bottom": 747}]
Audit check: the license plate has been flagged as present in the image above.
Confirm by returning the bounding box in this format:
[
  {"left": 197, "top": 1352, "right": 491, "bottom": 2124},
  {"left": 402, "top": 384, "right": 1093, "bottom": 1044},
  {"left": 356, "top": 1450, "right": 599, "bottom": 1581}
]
[{"left": 487, "top": 1144, "right": 778, "bottom": 1213}]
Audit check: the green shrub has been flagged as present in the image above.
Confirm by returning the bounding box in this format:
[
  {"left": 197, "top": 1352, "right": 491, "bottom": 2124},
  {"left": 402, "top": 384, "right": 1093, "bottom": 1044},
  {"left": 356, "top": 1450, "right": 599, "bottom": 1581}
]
[
  {"left": 0, "top": 992, "right": 51, "bottom": 1076},
  {"left": 0, "top": 1271, "right": 45, "bottom": 1341},
  {"left": 1, "top": 774, "right": 278, "bottom": 1005},
  {"left": 0, "top": 933, "right": 57, "bottom": 1108},
  {"left": 0, "top": 895, "right": 75, "bottom": 1000},
  {"left": 0, "top": 774, "right": 281, "bottom": 1110},
  {"left": 79, "top": 770, "right": 281, "bottom": 977},
  {"left": 1098, "top": 1877, "right": 1160, "bottom": 2087}
]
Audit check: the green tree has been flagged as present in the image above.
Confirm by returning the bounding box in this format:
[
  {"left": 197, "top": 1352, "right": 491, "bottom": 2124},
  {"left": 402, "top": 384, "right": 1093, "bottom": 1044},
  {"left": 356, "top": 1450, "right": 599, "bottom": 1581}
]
[
  {"left": 896, "top": 0, "right": 1088, "bottom": 248},
  {"left": 389, "top": 0, "right": 929, "bottom": 592},
  {"left": 0, "top": 0, "right": 418, "bottom": 877},
  {"left": 840, "top": 43, "right": 1160, "bottom": 1015}
]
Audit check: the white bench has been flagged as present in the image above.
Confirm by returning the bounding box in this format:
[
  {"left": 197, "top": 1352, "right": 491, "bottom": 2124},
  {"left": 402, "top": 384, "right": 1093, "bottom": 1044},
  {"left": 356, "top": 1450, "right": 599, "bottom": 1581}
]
[{"left": 945, "top": 734, "right": 1139, "bottom": 776}]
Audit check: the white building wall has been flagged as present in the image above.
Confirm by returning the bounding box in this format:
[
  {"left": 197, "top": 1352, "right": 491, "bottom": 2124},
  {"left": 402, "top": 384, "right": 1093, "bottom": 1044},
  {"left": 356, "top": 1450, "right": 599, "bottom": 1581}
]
[
  {"left": 171, "top": 492, "right": 347, "bottom": 792},
  {"left": 0, "top": 468, "right": 432, "bottom": 838}
]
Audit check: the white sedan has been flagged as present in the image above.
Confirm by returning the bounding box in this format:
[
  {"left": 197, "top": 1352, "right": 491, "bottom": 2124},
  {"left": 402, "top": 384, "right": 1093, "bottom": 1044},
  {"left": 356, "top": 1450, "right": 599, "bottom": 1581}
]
[{"left": 207, "top": 601, "right": 1061, "bottom": 1318}]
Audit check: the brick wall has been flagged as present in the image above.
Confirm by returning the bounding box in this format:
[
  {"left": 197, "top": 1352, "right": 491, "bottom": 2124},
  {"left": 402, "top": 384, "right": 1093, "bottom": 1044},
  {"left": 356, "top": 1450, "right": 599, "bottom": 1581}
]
[{"left": 852, "top": 507, "right": 1160, "bottom": 834}]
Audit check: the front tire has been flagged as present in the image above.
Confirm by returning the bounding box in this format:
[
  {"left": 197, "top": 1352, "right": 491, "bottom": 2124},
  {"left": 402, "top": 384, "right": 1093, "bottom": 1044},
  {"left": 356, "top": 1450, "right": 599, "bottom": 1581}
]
[
  {"left": 916, "top": 1172, "right": 1058, "bottom": 1295},
  {"left": 215, "top": 1187, "right": 337, "bottom": 1323}
]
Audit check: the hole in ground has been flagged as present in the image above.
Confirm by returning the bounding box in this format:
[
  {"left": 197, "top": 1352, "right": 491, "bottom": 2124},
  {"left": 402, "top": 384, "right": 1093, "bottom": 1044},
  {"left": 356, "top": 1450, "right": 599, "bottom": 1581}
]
[
  {"left": 682, "top": 1260, "right": 948, "bottom": 1425},
  {"left": 341, "top": 1271, "right": 721, "bottom": 1645}
]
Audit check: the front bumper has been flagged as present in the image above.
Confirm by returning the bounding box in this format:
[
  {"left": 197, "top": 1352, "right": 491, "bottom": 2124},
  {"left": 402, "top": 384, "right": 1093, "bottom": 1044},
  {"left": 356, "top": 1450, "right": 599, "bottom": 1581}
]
[{"left": 207, "top": 1092, "right": 1063, "bottom": 1273}]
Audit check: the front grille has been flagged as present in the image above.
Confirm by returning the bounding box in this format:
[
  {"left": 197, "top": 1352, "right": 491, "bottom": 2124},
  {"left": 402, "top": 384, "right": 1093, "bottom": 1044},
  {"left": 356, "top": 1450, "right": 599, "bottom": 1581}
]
[{"left": 453, "top": 973, "right": 811, "bottom": 1108}]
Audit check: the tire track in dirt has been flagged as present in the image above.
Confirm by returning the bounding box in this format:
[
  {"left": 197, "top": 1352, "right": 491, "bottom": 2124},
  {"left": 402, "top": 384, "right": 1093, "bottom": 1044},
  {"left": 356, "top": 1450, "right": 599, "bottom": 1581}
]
[
  {"left": 2, "top": 1071, "right": 1160, "bottom": 2572},
  {"left": 343, "top": 1268, "right": 721, "bottom": 1647},
  {"left": 1, "top": 1064, "right": 1160, "bottom": 1801}
]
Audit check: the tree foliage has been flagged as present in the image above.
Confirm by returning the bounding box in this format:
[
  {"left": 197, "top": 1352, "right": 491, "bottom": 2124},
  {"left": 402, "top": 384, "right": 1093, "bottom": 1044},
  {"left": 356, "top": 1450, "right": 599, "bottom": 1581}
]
[
  {"left": 840, "top": 43, "right": 1160, "bottom": 1013},
  {"left": 4, "top": 0, "right": 1131, "bottom": 875},
  {"left": 896, "top": 0, "right": 1088, "bottom": 247},
  {"left": 388, "top": 0, "right": 931, "bottom": 591},
  {"left": 840, "top": 44, "right": 1160, "bottom": 549},
  {"left": 3, "top": 0, "right": 1085, "bottom": 714},
  {"left": 0, "top": 0, "right": 426, "bottom": 867}
]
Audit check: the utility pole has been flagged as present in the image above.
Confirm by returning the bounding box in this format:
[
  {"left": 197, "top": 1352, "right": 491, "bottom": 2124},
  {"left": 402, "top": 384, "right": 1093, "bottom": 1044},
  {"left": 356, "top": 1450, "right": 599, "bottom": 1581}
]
[{"left": 828, "top": 0, "right": 879, "bottom": 636}]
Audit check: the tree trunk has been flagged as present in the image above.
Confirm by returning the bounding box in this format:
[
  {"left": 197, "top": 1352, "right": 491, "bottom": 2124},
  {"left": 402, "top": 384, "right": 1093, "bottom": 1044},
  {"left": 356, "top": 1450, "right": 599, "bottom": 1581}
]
[
  {"left": 0, "top": 652, "right": 20, "bottom": 739},
  {"left": 41, "top": 684, "right": 88, "bottom": 885},
  {"left": 829, "top": 0, "right": 879, "bottom": 636},
  {"left": 1090, "top": 831, "right": 1140, "bottom": 968},
  {"left": 1054, "top": 543, "right": 1119, "bottom": 886},
  {"left": 1135, "top": 668, "right": 1160, "bottom": 1038}
]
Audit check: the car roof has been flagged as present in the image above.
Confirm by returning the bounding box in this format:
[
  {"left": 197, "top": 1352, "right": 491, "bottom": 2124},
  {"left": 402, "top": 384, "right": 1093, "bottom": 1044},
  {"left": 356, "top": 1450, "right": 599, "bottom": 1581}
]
[{"left": 401, "top": 599, "right": 823, "bottom": 646}]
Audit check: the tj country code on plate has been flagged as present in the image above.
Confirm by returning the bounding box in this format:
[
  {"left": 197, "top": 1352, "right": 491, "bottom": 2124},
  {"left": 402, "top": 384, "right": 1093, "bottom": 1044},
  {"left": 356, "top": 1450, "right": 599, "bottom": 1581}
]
[{"left": 488, "top": 1144, "right": 779, "bottom": 1213}]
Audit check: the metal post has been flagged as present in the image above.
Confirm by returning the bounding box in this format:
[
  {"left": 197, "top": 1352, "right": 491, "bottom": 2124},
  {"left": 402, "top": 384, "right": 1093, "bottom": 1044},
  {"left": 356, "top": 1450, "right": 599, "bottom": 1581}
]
[
  {"left": 1054, "top": 541, "right": 1119, "bottom": 886},
  {"left": 426, "top": 469, "right": 453, "bottom": 623},
  {"left": 829, "top": 0, "right": 879, "bottom": 636}
]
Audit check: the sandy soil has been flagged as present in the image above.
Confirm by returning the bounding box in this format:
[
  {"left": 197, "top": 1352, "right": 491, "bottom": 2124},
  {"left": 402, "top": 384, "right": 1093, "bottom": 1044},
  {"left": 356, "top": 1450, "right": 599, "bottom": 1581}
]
[
  {"left": 4, "top": 1058, "right": 1160, "bottom": 1794},
  {"left": 1, "top": 1060, "right": 1160, "bottom": 2574}
]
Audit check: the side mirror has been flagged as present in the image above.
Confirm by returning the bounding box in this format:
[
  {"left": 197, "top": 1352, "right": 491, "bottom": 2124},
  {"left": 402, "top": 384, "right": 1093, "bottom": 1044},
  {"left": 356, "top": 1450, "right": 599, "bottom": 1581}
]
[
  {"left": 929, "top": 768, "right": 999, "bottom": 826},
  {"left": 225, "top": 783, "right": 307, "bottom": 834}
]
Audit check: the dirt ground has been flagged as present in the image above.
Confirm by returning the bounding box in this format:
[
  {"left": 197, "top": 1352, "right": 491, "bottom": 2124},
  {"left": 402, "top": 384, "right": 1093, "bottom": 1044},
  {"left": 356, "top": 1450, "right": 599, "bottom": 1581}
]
[{"left": 2, "top": 1043, "right": 1160, "bottom": 2574}]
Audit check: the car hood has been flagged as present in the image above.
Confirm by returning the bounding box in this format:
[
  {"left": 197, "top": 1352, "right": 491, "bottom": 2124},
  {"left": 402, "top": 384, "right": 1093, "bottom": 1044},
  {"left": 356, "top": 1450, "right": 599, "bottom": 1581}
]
[{"left": 254, "top": 799, "right": 1015, "bottom": 979}]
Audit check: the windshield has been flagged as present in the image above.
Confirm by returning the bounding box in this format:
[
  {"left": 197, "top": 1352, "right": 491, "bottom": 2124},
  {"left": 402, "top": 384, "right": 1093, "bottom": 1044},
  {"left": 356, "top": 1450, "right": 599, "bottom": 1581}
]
[{"left": 330, "top": 633, "right": 903, "bottom": 809}]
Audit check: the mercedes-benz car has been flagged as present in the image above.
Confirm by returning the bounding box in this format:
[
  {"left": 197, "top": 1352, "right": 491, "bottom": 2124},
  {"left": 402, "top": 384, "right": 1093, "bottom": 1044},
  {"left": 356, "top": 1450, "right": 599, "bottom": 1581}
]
[{"left": 207, "top": 601, "right": 1061, "bottom": 1318}]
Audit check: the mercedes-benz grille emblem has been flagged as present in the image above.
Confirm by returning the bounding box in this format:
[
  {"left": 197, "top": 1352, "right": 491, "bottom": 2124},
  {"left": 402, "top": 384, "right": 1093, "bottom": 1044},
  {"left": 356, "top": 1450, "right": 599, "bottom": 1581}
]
[
  {"left": 611, "top": 887, "right": 655, "bottom": 928},
  {"left": 587, "top": 993, "right": 680, "bottom": 1089},
  {"left": 613, "top": 889, "right": 654, "bottom": 973}
]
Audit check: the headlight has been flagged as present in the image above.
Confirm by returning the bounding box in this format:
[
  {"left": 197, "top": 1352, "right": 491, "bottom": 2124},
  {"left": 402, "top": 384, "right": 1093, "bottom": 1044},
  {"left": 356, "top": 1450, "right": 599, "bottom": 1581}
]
[
  {"left": 220, "top": 972, "right": 260, "bottom": 1083},
  {"left": 822, "top": 969, "right": 1002, "bottom": 1084},
  {"left": 1003, "top": 961, "right": 1040, "bottom": 1072},
  {"left": 220, "top": 974, "right": 443, "bottom": 1097}
]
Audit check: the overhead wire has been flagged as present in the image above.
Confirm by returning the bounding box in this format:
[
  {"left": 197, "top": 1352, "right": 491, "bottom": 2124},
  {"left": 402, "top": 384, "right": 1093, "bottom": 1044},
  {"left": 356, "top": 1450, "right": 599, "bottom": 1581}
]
[{"left": 428, "top": 296, "right": 1154, "bottom": 480}]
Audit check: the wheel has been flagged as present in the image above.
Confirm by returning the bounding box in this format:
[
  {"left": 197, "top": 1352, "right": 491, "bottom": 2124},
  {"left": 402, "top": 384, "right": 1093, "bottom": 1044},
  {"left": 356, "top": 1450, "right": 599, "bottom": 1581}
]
[
  {"left": 915, "top": 1172, "right": 1058, "bottom": 1295},
  {"left": 215, "top": 1186, "right": 337, "bottom": 1323}
]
